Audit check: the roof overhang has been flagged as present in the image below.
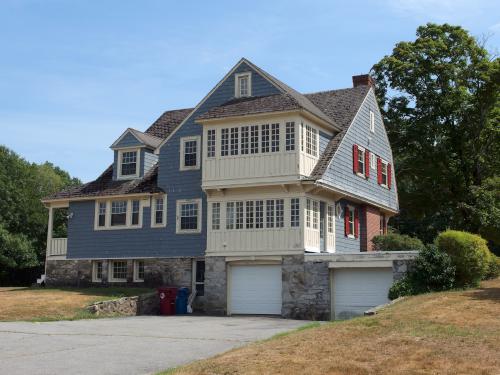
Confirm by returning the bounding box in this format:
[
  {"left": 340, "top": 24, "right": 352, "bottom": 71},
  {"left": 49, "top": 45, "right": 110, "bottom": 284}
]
[{"left": 41, "top": 192, "right": 160, "bottom": 205}]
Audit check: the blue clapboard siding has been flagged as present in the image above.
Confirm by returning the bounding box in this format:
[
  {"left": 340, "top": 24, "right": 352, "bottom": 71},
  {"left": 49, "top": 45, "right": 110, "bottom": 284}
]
[
  {"left": 67, "top": 61, "right": 283, "bottom": 259},
  {"left": 335, "top": 199, "right": 362, "bottom": 253},
  {"left": 113, "top": 131, "right": 143, "bottom": 148},
  {"left": 320, "top": 90, "right": 398, "bottom": 211}
]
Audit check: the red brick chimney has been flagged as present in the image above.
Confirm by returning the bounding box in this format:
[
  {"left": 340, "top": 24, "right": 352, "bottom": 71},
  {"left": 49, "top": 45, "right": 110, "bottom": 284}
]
[{"left": 352, "top": 74, "right": 375, "bottom": 88}]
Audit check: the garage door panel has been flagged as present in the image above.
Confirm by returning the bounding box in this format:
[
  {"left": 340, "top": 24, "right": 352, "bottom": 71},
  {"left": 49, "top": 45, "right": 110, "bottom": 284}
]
[
  {"left": 333, "top": 268, "right": 393, "bottom": 320},
  {"left": 230, "top": 265, "right": 282, "bottom": 315}
]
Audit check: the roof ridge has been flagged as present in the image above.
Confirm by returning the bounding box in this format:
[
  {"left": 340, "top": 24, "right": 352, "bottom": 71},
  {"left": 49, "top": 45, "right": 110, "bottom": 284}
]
[{"left": 304, "top": 87, "right": 360, "bottom": 96}]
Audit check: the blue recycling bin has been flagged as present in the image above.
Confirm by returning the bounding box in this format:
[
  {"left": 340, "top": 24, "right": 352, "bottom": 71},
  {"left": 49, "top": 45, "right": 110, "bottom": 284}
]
[{"left": 175, "top": 287, "right": 190, "bottom": 314}]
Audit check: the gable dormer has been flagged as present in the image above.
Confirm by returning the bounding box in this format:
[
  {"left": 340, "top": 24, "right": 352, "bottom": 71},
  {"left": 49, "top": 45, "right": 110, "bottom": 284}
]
[{"left": 110, "top": 128, "right": 161, "bottom": 180}]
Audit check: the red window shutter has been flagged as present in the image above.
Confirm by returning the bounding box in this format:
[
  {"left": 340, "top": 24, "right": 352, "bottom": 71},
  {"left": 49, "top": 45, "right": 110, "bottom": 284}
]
[
  {"left": 354, "top": 208, "right": 359, "bottom": 238},
  {"left": 344, "top": 207, "right": 350, "bottom": 236},
  {"left": 377, "top": 157, "right": 382, "bottom": 185},
  {"left": 365, "top": 150, "right": 370, "bottom": 178},
  {"left": 352, "top": 145, "right": 359, "bottom": 174},
  {"left": 387, "top": 163, "right": 392, "bottom": 189}
]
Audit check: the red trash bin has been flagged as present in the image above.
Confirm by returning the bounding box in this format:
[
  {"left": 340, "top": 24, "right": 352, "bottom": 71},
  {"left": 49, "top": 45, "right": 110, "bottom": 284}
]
[{"left": 158, "top": 287, "right": 178, "bottom": 315}]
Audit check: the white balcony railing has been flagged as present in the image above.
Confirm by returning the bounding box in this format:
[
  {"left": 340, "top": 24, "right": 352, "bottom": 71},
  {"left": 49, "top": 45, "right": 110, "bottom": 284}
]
[{"left": 47, "top": 238, "right": 67, "bottom": 256}]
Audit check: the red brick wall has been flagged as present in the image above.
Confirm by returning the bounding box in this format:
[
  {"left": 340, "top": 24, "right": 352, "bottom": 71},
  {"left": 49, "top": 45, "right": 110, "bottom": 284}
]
[{"left": 361, "top": 205, "right": 381, "bottom": 252}]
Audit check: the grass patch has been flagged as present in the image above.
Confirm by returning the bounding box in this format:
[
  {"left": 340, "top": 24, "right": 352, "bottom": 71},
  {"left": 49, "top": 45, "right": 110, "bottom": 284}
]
[{"left": 0, "top": 287, "right": 153, "bottom": 321}]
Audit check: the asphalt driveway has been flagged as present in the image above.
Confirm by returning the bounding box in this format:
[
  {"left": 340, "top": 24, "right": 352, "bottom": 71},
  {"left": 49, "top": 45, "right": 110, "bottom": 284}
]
[{"left": 0, "top": 315, "right": 309, "bottom": 375}]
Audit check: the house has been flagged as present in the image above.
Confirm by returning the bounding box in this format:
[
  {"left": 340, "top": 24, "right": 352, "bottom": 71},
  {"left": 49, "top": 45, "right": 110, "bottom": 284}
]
[{"left": 42, "top": 58, "right": 416, "bottom": 320}]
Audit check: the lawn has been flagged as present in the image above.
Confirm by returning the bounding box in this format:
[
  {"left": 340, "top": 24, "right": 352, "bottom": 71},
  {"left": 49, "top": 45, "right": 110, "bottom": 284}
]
[
  {"left": 0, "top": 287, "right": 153, "bottom": 321},
  {"left": 163, "top": 278, "right": 500, "bottom": 375}
]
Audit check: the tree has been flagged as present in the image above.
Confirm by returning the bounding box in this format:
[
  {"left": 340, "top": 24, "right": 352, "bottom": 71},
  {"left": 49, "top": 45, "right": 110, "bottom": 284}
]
[{"left": 371, "top": 23, "right": 500, "bottom": 253}]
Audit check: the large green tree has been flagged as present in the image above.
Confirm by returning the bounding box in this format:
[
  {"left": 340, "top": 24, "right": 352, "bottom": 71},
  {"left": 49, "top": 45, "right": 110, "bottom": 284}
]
[
  {"left": 0, "top": 145, "right": 80, "bottom": 284},
  {"left": 371, "top": 23, "right": 499, "bottom": 253}
]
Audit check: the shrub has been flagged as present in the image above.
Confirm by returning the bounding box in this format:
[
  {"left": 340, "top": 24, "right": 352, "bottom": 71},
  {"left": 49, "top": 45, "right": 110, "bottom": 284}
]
[
  {"left": 388, "top": 245, "right": 456, "bottom": 299},
  {"left": 436, "top": 230, "right": 491, "bottom": 287},
  {"left": 372, "top": 233, "right": 425, "bottom": 252},
  {"left": 485, "top": 256, "right": 500, "bottom": 280}
]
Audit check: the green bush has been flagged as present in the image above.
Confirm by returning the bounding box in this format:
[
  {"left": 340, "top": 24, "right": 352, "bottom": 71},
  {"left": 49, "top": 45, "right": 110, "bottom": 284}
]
[
  {"left": 485, "top": 256, "right": 500, "bottom": 280},
  {"left": 372, "top": 233, "right": 425, "bottom": 252},
  {"left": 436, "top": 230, "right": 491, "bottom": 287},
  {"left": 388, "top": 245, "right": 456, "bottom": 299}
]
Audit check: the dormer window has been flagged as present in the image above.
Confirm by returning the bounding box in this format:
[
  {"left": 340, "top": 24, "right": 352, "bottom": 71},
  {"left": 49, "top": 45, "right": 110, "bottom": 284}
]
[
  {"left": 235, "top": 72, "right": 251, "bottom": 98},
  {"left": 117, "top": 149, "right": 140, "bottom": 179}
]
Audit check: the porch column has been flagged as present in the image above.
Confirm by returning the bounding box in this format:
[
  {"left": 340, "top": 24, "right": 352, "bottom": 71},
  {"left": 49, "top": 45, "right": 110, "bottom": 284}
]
[{"left": 46, "top": 206, "right": 53, "bottom": 251}]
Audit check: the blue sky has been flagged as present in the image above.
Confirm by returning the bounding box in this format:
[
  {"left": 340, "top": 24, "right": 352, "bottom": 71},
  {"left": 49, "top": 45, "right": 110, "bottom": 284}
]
[{"left": 1, "top": 0, "right": 499, "bottom": 182}]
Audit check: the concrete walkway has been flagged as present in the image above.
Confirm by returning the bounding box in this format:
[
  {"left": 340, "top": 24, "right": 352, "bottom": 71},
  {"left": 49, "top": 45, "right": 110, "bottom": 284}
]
[{"left": 0, "top": 315, "right": 308, "bottom": 375}]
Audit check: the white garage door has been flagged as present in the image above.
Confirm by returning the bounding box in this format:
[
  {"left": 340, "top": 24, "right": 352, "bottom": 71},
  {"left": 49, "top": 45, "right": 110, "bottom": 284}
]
[
  {"left": 333, "top": 268, "right": 393, "bottom": 320},
  {"left": 230, "top": 265, "right": 282, "bottom": 315}
]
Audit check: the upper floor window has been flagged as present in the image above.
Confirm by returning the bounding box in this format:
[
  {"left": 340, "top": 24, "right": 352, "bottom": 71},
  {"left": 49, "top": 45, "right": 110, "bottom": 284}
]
[
  {"left": 261, "top": 124, "right": 270, "bottom": 153},
  {"left": 255, "top": 200, "right": 264, "bottom": 228},
  {"left": 344, "top": 205, "right": 359, "bottom": 238},
  {"left": 230, "top": 127, "right": 239, "bottom": 156},
  {"left": 111, "top": 201, "right": 127, "bottom": 226},
  {"left": 177, "top": 199, "right": 202, "bottom": 233},
  {"left": 151, "top": 195, "right": 166, "bottom": 228},
  {"left": 118, "top": 149, "right": 139, "bottom": 178},
  {"left": 306, "top": 198, "right": 319, "bottom": 229},
  {"left": 180, "top": 136, "right": 200, "bottom": 170},
  {"left": 305, "top": 125, "right": 318, "bottom": 156},
  {"left": 369, "top": 110, "right": 375, "bottom": 133},
  {"left": 241, "top": 126, "right": 249, "bottom": 155},
  {"left": 286, "top": 122, "right": 295, "bottom": 151},
  {"left": 271, "top": 123, "right": 280, "bottom": 152},
  {"left": 250, "top": 125, "right": 259, "bottom": 154},
  {"left": 98, "top": 202, "right": 106, "bottom": 227},
  {"left": 131, "top": 200, "right": 140, "bottom": 226},
  {"left": 327, "top": 205, "right": 334, "bottom": 233},
  {"left": 95, "top": 198, "right": 143, "bottom": 230},
  {"left": 235, "top": 72, "right": 251, "bottom": 98},
  {"left": 377, "top": 157, "right": 392, "bottom": 189},
  {"left": 207, "top": 129, "right": 216, "bottom": 158},
  {"left": 211, "top": 202, "right": 220, "bottom": 230},
  {"left": 221, "top": 128, "right": 229, "bottom": 156},
  {"left": 353, "top": 145, "right": 369, "bottom": 179},
  {"left": 291, "top": 198, "right": 300, "bottom": 227}
]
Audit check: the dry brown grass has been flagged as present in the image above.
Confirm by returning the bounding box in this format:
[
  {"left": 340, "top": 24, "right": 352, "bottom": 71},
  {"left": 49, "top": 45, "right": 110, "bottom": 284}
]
[
  {"left": 166, "top": 278, "right": 500, "bottom": 375},
  {"left": 0, "top": 287, "right": 152, "bottom": 321}
]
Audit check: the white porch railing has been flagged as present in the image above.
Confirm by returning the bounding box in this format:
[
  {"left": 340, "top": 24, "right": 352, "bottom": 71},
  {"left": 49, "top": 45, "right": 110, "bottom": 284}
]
[{"left": 47, "top": 238, "right": 67, "bottom": 256}]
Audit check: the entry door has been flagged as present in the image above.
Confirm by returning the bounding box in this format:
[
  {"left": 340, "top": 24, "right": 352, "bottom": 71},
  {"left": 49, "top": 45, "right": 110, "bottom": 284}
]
[{"left": 230, "top": 265, "right": 282, "bottom": 315}]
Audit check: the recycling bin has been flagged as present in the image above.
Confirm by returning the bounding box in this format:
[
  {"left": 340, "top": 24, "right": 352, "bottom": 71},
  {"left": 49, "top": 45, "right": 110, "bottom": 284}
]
[
  {"left": 175, "top": 287, "right": 190, "bottom": 315},
  {"left": 158, "top": 287, "right": 178, "bottom": 315}
]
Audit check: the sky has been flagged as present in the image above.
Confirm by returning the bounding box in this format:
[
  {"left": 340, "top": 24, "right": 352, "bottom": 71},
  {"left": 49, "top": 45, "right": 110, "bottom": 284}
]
[{"left": 1, "top": 0, "right": 499, "bottom": 182}]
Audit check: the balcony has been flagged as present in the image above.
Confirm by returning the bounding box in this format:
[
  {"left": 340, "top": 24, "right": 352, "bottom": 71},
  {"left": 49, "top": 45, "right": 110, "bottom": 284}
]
[{"left": 47, "top": 238, "right": 67, "bottom": 257}]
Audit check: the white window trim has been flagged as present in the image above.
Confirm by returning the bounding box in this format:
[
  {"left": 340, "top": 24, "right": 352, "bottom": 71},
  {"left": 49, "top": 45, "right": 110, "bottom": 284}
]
[
  {"left": 380, "top": 159, "right": 389, "bottom": 189},
  {"left": 94, "top": 198, "right": 144, "bottom": 231},
  {"left": 180, "top": 136, "right": 201, "bottom": 171},
  {"left": 370, "top": 152, "right": 376, "bottom": 170},
  {"left": 117, "top": 148, "right": 141, "bottom": 180},
  {"left": 133, "top": 260, "right": 145, "bottom": 282},
  {"left": 108, "top": 260, "right": 128, "bottom": 283},
  {"left": 150, "top": 194, "right": 167, "bottom": 228},
  {"left": 176, "top": 199, "right": 202, "bottom": 234},
  {"left": 235, "top": 72, "right": 252, "bottom": 98},
  {"left": 370, "top": 110, "right": 375, "bottom": 133},
  {"left": 92, "top": 261, "right": 103, "bottom": 283},
  {"left": 356, "top": 145, "right": 366, "bottom": 178},
  {"left": 347, "top": 205, "right": 356, "bottom": 239},
  {"left": 192, "top": 259, "right": 205, "bottom": 296}
]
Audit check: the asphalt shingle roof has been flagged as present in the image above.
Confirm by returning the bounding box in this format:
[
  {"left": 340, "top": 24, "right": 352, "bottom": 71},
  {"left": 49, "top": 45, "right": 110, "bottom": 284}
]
[{"left": 145, "top": 108, "right": 194, "bottom": 139}]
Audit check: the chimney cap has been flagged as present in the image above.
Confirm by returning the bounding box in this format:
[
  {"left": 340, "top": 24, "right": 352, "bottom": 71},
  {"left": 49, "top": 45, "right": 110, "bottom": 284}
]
[{"left": 352, "top": 74, "right": 375, "bottom": 88}]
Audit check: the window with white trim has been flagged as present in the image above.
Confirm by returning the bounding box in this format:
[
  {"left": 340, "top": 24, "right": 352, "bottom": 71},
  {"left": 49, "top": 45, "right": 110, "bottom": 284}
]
[
  {"left": 98, "top": 202, "right": 106, "bottom": 227},
  {"left": 226, "top": 202, "right": 234, "bottom": 230},
  {"left": 357, "top": 147, "right": 366, "bottom": 176},
  {"left": 235, "top": 72, "right": 251, "bottom": 98},
  {"left": 131, "top": 200, "right": 140, "bottom": 226},
  {"left": 119, "top": 150, "right": 138, "bottom": 177},
  {"left": 348, "top": 206, "right": 355, "bottom": 236},
  {"left": 271, "top": 123, "right": 280, "bottom": 152},
  {"left": 261, "top": 124, "right": 270, "bottom": 153},
  {"left": 250, "top": 125, "right": 259, "bottom": 154},
  {"left": 286, "top": 122, "right": 295, "bottom": 151},
  {"left": 245, "top": 201, "right": 254, "bottom": 229},
  {"left": 275, "top": 199, "right": 284, "bottom": 228},
  {"left": 266, "top": 199, "right": 275, "bottom": 228},
  {"left": 305, "top": 125, "right": 318, "bottom": 156},
  {"left": 178, "top": 201, "right": 200, "bottom": 232},
  {"left": 241, "top": 126, "right": 249, "bottom": 155},
  {"left": 327, "top": 205, "right": 334, "bottom": 233},
  {"left": 370, "top": 152, "right": 376, "bottom": 170},
  {"left": 312, "top": 200, "right": 319, "bottom": 229},
  {"left": 370, "top": 110, "right": 375, "bottom": 133},
  {"left": 180, "top": 136, "right": 200, "bottom": 170},
  {"left": 194, "top": 260, "right": 205, "bottom": 296},
  {"left": 109, "top": 260, "right": 127, "bottom": 282},
  {"left": 211, "top": 202, "right": 220, "bottom": 230},
  {"left": 111, "top": 201, "right": 127, "bottom": 226},
  {"left": 152, "top": 196, "right": 166, "bottom": 227},
  {"left": 235, "top": 201, "right": 244, "bottom": 229},
  {"left": 291, "top": 198, "right": 300, "bottom": 227},
  {"left": 207, "top": 129, "right": 216, "bottom": 158},
  {"left": 133, "top": 260, "right": 145, "bottom": 282},
  {"left": 255, "top": 200, "right": 264, "bottom": 228},
  {"left": 230, "top": 127, "right": 239, "bottom": 155},
  {"left": 92, "top": 261, "right": 103, "bottom": 282},
  {"left": 221, "top": 128, "right": 229, "bottom": 156},
  {"left": 306, "top": 199, "right": 311, "bottom": 228}
]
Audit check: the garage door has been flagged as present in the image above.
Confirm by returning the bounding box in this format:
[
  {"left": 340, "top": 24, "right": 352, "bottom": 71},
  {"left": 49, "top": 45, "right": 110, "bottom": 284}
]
[
  {"left": 230, "top": 265, "right": 282, "bottom": 315},
  {"left": 333, "top": 268, "right": 393, "bottom": 320}
]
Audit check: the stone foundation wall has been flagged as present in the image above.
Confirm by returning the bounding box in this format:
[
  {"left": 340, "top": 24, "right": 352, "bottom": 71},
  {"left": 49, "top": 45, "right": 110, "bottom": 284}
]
[
  {"left": 86, "top": 292, "right": 159, "bottom": 316},
  {"left": 393, "top": 259, "right": 414, "bottom": 281},
  {"left": 204, "top": 256, "right": 227, "bottom": 315},
  {"left": 46, "top": 259, "right": 93, "bottom": 287}
]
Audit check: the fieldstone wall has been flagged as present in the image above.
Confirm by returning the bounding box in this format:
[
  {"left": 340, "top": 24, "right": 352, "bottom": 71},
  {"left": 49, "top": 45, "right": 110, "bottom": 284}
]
[
  {"left": 282, "top": 255, "right": 330, "bottom": 320},
  {"left": 45, "top": 259, "right": 92, "bottom": 287},
  {"left": 86, "top": 292, "right": 159, "bottom": 316},
  {"left": 393, "top": 259, "right": 414, "bottom": 281},
  {"left": 204, "top": 256, "right": 226, "bottom": 315}
]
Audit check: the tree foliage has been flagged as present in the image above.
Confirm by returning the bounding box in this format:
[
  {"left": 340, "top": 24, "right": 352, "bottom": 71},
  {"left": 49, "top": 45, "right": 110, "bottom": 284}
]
[
  {"left": 371, "top": 23, "right": 500, "bottom": 254},
  {"left": 0, "top": 145, "right": 80, "bottom": 284}
]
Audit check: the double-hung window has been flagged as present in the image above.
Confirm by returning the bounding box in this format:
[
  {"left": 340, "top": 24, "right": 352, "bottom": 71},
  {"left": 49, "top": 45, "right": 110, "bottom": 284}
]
[
  {"left": 230, "top": 127, "right": 239, "bottom": 155},
  {"left": 286, "top": 122, "right": 295, "bottom": 151},
  {"left": 98, "top": 202, "right": 106, "bottom": 227},
  {"left": 133, "top": 260, "right": 145, "bottom": 282},
  {"left": 152, "top": 196, "right": 166, "bottom": 227},
  {"left": 305, "top": 125, "right": 318, "bottom": 156},
  {"left": 235, "top": 72, "right": 251, "bottom": 98},
  {"left": 348, "top": 206, "right": 355, "bottom": 236},
  {"left": 119, "top": 150, "right": 139, "bottom": 178},
  {"left": 271, "top": 123, "right": 280, "bottom": 152},
  {"left": 261, "top": 124, "right": 270, "bottom": 153},
  {"left": 207, "top": 129, "right": 216, "bottom": 158},
  {"left": 221, "top": 129, "right": 229, "bottom": 156},
  {"left": 357, "top": 147, "right": 365, "bottom": 176},
  {"left": 211, "top": 202, "right": 220, "bottom": 230},
  {"left": 131, "top": 200, "right": 140, "bottom": 226},
  {"left": 245, "top": 201, "right": 254, "bottom": 229},
  {"left": 177, "top": 200, "right": 201, "bottom": 233},
  {"left": 92, "top": 261, "right": 103, "bottom": 282},
  {"left": 109, "top": 260, "right": 127, "bottom": 282},
  {"left": 180, "top": 136, "right": 200, "bottom": 170},
  {"left": 241, "top": 126, "right": 249, "bottom": 155},
  {"left": 291, "top": 198, "right": 300, "bottom": 227},
  {"left": 250, "top": 125, "right": 259, "bottom": 154},
  {"left": 111, "top": 201, "right": 127, "bottom": 226}
]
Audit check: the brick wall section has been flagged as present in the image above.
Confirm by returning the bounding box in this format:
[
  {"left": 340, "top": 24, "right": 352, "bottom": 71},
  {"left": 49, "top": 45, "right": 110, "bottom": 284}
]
[{"left": 361, "top": 205, "right": 381, "bottom": 252}]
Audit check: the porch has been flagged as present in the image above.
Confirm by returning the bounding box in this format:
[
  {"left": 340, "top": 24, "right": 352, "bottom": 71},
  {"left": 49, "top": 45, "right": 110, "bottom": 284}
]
[{"left": 46, "top": 202, "right": 69, "bottom": 258}]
